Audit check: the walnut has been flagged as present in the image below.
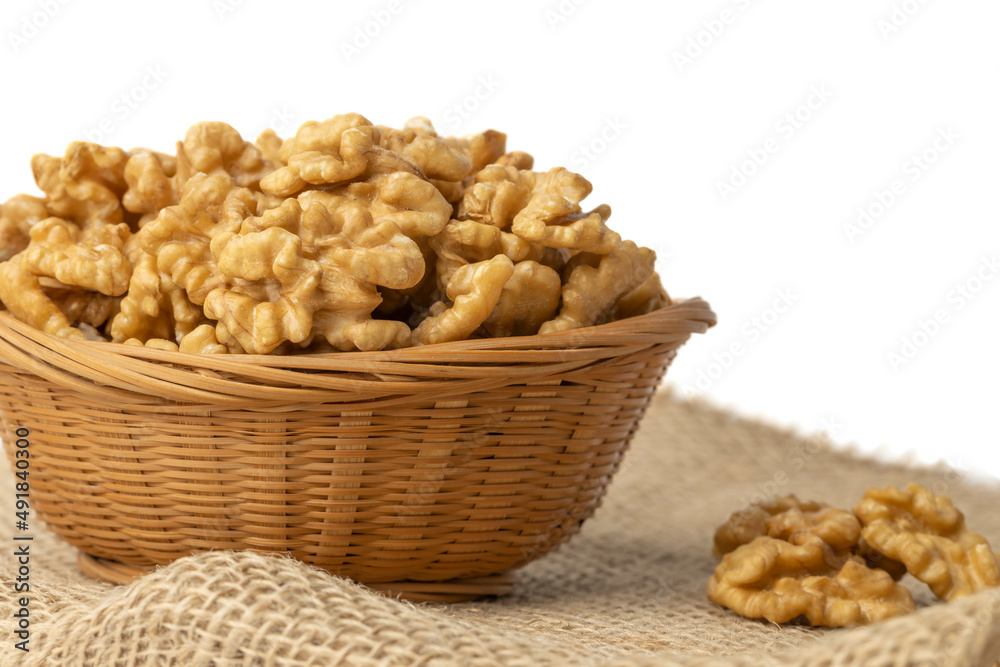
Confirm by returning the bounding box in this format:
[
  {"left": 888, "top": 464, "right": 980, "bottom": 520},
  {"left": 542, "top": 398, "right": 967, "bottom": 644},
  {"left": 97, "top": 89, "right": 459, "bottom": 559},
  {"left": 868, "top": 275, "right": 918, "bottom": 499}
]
[
  {"left": 124, "top": 123, "right": 274, "bottom": 227},
  {"left": 514, "top": 196, "right": 617, "bottom": 255},
  {"left": 494, "top": 151, "right": 534, "bottom": 170},
  {"left": 853, "top": 483, "right": 1000, "bottom": 601},
  {"left": 110, "top": 253, "right": 201, "bottom": 344},
  {"left": 411, "top": 255, "right": 514, "bottom": 345},
  {"left": 341, "top": 171, "right": 452, "bottom": 238},
  {"left": 457, "top": 165, "right": 620, "bottom": 254},
  {"left": 713, "top": 495, "right": 857, "bottom": 560},
  {"left": 0, "top": 194, "right": 48, "bottom": 262},
  {"left": 439, "top": 125, "right": 508, "bottom": 175},
  {"left": 379, "top": 117, "right": 508, "bottom": 205},
  {"left": 138, "top": 172, "right": 250, "bottom": 306},
  {"left": 178, "top": 323, "right": 235, "bottom": 354},
  {"left": 140, "top": 146, "right": 448, "bottom": 354},
  {"left": 179, "top": 122, "right": 276, "bottom": 190},
  {"left": 428, "top": 218, "right": 538, "bottom": 296},
  {"left": 123, "top": 337, "right": 179, "bottom": 351},
  {"left": 377, "top": 118, "right": 473, "bottom": 182},
  {"left": 539, "top": 241, "right": 655, "bottom": 334},
  {"left": 19, "top": 219, "right": 131, "bottom": 296},
  {"left": 260, "top": 114, "right": 416, "bottom": 198},
  {"left": 46, "top": 286, "right": 120, "bottom": 329},
  {"left": 707, "top": 535, "right": 916, "bottom": 627},
  {"left": 254, "top": 129, "right": 284, "bottom": 166},
  {"left": 31, "top": 142, "right": 130, "bottom": 226},
  {"left": 122, "top": 151, "right": 178, "bottom": 218},
  {"left": 0, "top": 262, "right": 81, "bottom": 339},
  {"left": 856, "top": 537, "right": 909, "bottom": 581},
  {"left": 481, "top": 261, "right": 561, "bottom": 338},
  {"left": 204, "top": 194, "right": 415, "bottom": 354},
  {"left": 375, "top": 236, "right": 438, "bottom": 318},
  {"left": 457, "top": 164, "right": 533, "bottom": 229},
  {"left": 0, "top": 218, "right": 131, "bottom": 338},
  {"left": 714, "top": 495, "right": 907, "bottom": 581},
  {"left": 613, "top": 272, "right": 670, "bottom": 320}
]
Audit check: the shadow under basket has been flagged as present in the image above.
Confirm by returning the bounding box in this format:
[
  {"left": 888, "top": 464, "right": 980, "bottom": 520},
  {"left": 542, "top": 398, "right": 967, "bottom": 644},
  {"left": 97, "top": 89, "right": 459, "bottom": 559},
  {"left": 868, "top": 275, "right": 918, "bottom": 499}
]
[{"left": 0, "top": 299, "right": 715, "bottom": 603}]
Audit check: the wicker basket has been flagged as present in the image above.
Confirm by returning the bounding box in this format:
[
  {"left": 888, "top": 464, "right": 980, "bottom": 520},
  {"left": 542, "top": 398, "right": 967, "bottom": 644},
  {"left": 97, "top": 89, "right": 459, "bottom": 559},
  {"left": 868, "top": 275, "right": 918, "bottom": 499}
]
[{"left": 0, "top": 298, "right": 715, "bottom": 602}]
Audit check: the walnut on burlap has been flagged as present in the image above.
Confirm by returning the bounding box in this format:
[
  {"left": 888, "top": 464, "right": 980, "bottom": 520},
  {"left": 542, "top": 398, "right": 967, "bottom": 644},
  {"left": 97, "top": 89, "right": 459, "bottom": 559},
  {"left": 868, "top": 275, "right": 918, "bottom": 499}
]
[{"left": 1, "top": 391, "right": 999, "bottom": 667}]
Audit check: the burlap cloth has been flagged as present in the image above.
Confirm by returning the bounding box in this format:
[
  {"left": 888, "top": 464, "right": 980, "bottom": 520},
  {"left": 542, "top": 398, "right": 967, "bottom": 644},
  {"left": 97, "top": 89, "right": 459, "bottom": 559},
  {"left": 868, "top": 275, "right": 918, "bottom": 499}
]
[{"left": 1, "top": 389, "right": 998, "bottom": 666}]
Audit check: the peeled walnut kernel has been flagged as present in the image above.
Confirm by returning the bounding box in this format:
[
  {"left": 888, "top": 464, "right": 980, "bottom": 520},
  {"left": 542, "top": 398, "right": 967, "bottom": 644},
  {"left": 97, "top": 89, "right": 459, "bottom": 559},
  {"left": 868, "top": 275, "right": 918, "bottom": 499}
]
[
  {"left": 540, "top": 241, "right": 655, "bottom": 334},
  {"left": 481, "top": 261, "right": 561, "bottom": 338},
  {"left": 715, "top": 495, "right": 907, "bottom": 582},
  {"left": 122, "top": 151, "right": 179, "bottom": 218},
  {"left": 123, "top": 337, "right": 179, "bottom": 351},
  {"left": 254, "top": 129, "right": 284, "bottom": 166},
  {"left": 205, "top": 194, "right": 416, "bottom": 354},
  {"left": 714, "top": 496, "right": 861, "bottom": 560},
  {"left": 707, "top": 535, "right": 916, "bottom": 627},
  {"left": 110, "top": 253, "right": 201, "bottom": 344},
  {"left": 457, "top": 164, "right": 533, "bottom": 230},
  {"left": 458, "top": 164, "right": 620, "bottom": 253},
  {"left": 494, "top": 151, "right": 534, "bottom": 170},
  {"left": 0, "top": 262, "right": 81, "bottom": 339},
  {"left": 374, "top": 117, "right": 508, "bottom": 205},
  {"left": 614, "top": 272, "right": 670, "bottom": 320},
  {"left": 180, "top": 121, "right": 276, "bottom": 190},
  {"left": 178, "top": 323, "right": 236, "bottom": 354},
  {"left": 31, "top": 142, "right": 130, "bottom": 226},
  {"left": 260, "top": 114, "right": 416, "bottom": 197},
  {"left": 0, "top": 194, "right": 48, "bottom": 262},
  {"left": 440, "top": 126, "right": 508, "bottom": 175},
  {"left": 19, "top": 219, "right": 131, "bottom": 296},
  {"left": 429, "top": 218, "right": 538, "bottom": 296},
  {"left": 854, "top": 483, "right": 1000, "bottom": 601},
  {"left": 47, "top": 288, "right": 120, "bottom": 329},
  {"left": 412, "top": 255, "right": 514, "bottom": 346},
  {"left": 0, "top": 218, "right": 131, "bottom": 338},
  {"left": 343, "top": 171, "right": 451, "bottom": 239},
  {"left": 377, "top": 119, "right": 473, "bottom": 182},
  {"left": 139, "top": 172, "right": 247, "bottom": 306},
  {"left": 714, "top": 495, "right": 824, "bottom": 560}
]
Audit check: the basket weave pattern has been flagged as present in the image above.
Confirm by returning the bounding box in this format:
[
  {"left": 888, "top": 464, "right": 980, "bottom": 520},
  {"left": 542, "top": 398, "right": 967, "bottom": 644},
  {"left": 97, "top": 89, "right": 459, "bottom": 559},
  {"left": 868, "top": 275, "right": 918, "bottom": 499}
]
[{"left": 0, "top": 299, "right": 714, "bottom": 596}]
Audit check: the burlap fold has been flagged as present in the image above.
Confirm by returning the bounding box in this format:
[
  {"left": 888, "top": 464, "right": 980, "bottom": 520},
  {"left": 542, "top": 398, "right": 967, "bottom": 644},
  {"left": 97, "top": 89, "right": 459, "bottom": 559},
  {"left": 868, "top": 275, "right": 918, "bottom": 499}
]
[{"left": 2, "top": 390, "right": 998, "bottom": 666}]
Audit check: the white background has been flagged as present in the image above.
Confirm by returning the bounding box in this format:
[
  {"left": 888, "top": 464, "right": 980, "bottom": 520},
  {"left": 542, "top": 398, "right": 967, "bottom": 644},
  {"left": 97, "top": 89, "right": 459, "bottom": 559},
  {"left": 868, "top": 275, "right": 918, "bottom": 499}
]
[{"left": 1, "top": 0, "right": 997, "bottom": 478}]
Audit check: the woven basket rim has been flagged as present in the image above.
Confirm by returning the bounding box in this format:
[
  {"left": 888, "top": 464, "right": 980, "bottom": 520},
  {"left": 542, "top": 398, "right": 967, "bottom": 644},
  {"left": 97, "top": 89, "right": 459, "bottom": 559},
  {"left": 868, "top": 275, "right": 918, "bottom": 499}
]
[{"left": 0, "top": 297, "right": 715, "bottom": 404}]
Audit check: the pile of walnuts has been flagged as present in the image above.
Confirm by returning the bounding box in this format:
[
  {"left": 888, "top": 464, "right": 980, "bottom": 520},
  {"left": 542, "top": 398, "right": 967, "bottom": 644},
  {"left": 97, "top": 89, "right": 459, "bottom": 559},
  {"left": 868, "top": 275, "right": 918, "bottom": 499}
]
[
  {"left": 708, "top": 483, "right": 1000, "bottom": 627},
  {"left": 0, "top": 114, "right": 666, "bottom": 354}
]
